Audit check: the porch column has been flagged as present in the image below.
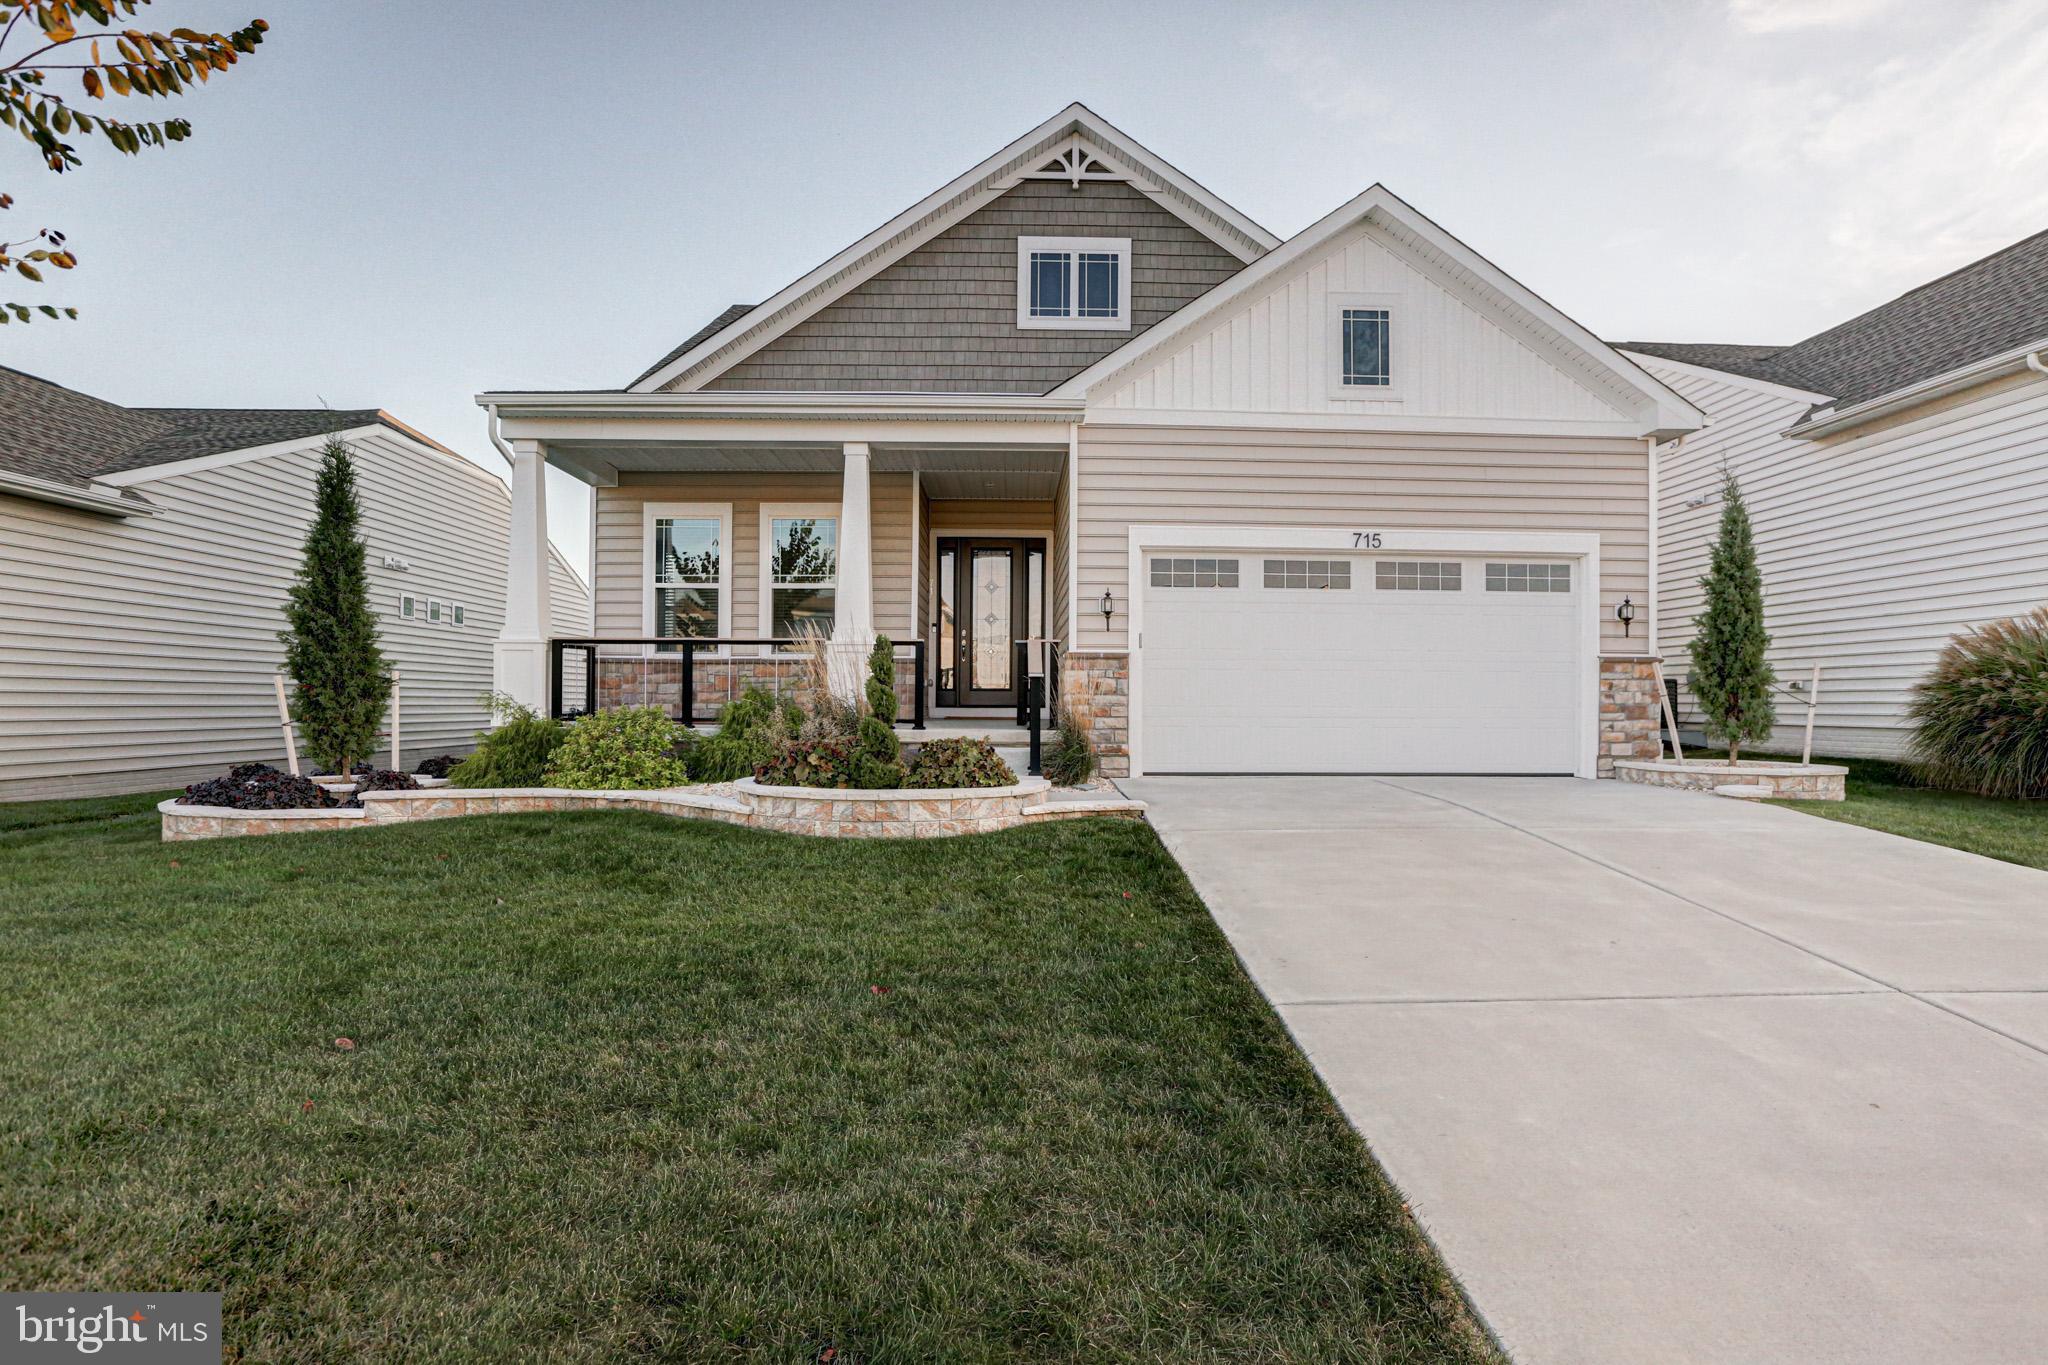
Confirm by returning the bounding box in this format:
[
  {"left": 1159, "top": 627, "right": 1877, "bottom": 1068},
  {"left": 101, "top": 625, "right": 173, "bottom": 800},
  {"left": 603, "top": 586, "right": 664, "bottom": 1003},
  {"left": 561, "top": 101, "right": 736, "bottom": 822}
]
[
  {"left": 829, "top": 441, "right": 876, "bottom": 703},
  {"left": 493, "top": 437, "right": 554, "bottom": 714}
]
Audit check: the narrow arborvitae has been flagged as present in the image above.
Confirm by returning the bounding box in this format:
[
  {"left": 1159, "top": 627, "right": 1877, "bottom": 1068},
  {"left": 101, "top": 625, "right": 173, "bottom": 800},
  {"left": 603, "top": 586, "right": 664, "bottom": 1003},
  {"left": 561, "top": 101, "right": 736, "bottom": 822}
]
[
  {"left": 279, "top": 433, "right": 390, "bottom": 774},
  {"left": 1689, "top": 469, "right": 1776, "bottom": 763}
]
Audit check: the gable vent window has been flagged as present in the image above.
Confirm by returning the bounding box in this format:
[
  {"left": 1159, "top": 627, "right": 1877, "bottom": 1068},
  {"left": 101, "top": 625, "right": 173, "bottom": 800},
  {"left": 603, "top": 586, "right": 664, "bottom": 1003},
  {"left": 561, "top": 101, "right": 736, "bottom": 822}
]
[
  {"left": 1017, "top": 236, "right": 1131, "bottom": 331},
  {"left": 1341, "top": 308, "right": 1391, "bottom": 386}
]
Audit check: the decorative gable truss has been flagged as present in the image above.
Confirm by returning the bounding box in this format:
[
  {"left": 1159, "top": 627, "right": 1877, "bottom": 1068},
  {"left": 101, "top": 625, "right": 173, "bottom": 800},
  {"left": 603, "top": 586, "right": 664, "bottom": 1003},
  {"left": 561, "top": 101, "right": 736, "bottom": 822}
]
[
  {"left": 631, "top": 104, "right": 1278, "bottom": 395},
  {"left": 1058, "top": 185, "right": 1702, "bottom": 440}
]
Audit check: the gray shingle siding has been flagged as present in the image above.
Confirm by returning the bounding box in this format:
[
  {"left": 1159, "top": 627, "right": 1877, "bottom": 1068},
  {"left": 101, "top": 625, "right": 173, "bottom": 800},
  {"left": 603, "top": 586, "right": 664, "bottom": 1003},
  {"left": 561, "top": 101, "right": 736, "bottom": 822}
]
[{"left": 688, "top": 180, "right": 1243, "bottom": 394}]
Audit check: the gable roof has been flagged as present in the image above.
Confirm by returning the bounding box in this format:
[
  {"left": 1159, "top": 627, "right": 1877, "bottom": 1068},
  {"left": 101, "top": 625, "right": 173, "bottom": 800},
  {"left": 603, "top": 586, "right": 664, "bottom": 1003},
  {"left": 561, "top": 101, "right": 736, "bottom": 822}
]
[
  {"left": 628, "top": 103, "right": 1278, "bottom": 394},
  {"left": 1621, "top": 225, "right": 2048, "bottom": 412},
  {"left": 1052, "top": 184, "right": 1704, "bottom": 438},
  {"left": 0, "top": 365, "right": 445, "bottom": 507}
]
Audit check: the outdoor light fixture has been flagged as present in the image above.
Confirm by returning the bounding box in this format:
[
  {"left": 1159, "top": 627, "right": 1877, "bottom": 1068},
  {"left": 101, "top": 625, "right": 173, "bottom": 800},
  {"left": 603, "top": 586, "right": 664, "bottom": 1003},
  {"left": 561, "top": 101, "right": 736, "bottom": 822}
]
[
  {"left": 1099, "top": 590, "right": 1115, "bottom": 630},
  {"left": 1616, "top": 596, "right": 1636, "bottom": 637}
]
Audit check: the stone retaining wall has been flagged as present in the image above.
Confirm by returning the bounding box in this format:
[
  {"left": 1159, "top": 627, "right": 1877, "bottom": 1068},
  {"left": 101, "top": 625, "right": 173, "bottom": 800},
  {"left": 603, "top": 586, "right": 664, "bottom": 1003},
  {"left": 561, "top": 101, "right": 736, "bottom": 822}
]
[
  {"left": 1612, "top": 759, "right": 1847, "bottom": 801},
  {"left": 735, "top": 777, "right": 1056, "bottom": 838}
]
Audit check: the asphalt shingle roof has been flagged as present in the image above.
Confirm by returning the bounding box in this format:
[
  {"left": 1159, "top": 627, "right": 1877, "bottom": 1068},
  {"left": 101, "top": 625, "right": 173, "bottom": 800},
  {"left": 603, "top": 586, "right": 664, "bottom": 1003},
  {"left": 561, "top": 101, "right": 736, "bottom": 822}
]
[
  {"left": 0, "top": 365, "right": 389, "bottom": 493},
  {"left": 1622, "top": 226, "right": 2048, "bottom": 409},
  {"left": 626, "top": 303, "right": 757, "bottom": 389}
]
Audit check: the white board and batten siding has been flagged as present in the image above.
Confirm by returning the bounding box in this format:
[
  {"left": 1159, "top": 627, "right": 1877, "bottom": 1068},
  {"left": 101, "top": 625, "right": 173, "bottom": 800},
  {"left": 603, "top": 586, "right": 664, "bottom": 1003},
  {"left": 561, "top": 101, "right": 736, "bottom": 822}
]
[
  {"left": 1645, "top": 357, "right": 2048, "bottom": 761},
  {"left": 0, "top": 428, "right": 590, "bottom": 800}
]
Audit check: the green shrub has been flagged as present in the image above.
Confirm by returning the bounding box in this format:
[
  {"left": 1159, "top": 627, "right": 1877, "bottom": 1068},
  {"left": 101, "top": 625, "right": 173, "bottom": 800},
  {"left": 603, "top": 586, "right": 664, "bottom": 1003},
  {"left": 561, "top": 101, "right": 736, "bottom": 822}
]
[
  {"left": 542, "top": 706, "right": 690, "bottom": 790},
  {"left": 1043, "top": 714, "right": 1096, "bottom": 787},
  {"left": 686, "top": 687, "right": 802, "bottom": 782},
  {"left": 1908, "top": 607, "right": 2048, "bottom": 799},
  {"left": 866, "top": 635, "right": 897, "bottom": 722},
  {"left": 905, "top": 736, "right": 1016, "bottom": 790},
  {"left": 853, "top": 715, "right": 907, "bottom": 789},
  {"left": 448, "top": 695, "right": 565, "bottom": 788}
]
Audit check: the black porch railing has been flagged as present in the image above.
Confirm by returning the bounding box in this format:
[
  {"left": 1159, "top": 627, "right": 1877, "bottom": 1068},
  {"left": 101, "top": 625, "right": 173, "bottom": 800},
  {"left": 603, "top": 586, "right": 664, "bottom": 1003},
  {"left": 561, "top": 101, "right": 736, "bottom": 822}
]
[{"left": 549, "top": 637, "right": 927, "bottom": 730}]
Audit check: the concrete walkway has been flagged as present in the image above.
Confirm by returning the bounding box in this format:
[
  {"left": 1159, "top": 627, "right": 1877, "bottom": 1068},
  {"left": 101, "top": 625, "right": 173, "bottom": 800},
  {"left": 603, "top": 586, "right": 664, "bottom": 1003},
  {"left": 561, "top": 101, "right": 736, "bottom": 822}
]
[{"left": 1121, "top": 775, "right": 2048, "bottom": 1365}]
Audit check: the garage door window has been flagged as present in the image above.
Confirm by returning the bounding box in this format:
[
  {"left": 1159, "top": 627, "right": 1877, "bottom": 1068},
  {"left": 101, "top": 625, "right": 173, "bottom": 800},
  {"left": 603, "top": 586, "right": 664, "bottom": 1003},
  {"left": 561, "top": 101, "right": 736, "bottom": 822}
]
[
  {"left": 1375, "top": 561, "right": 1461, "bottom": 591},
  {"left": 1151, "top": 557, "right": 1238, "bottom": 588},
  {"left": 1486, "top": 562, "right": 1571, "bottom": 593},
  {"left": 1263, "top": 559, "right": 1352, "bottom": 589}
]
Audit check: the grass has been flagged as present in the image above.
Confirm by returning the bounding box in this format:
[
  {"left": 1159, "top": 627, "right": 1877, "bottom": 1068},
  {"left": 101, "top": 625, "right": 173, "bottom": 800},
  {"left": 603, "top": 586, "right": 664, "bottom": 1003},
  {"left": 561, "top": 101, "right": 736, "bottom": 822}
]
[
  {"left": 1684, "top": 748, "right": 2048, "bottom": 872},
  {"left": 0, "top": 798, "right": 1497, "bottom": 1363}
]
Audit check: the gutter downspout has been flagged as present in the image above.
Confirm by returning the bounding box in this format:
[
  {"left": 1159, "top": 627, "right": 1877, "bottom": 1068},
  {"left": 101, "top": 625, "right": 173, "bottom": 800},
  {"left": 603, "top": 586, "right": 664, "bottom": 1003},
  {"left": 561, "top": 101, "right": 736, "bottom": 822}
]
[
  {"left": 485, "top": 402, "right": 515, "bottom": 467},
  {"left": 2027, "top": 350, "right": 2048, "bottom": 378}
]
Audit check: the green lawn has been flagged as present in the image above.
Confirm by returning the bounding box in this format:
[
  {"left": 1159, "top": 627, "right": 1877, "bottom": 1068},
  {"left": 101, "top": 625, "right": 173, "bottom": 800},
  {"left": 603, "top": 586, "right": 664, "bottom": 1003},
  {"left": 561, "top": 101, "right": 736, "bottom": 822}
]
[
  {"left": 1688, "top": 749, "right": 2048, "bottom": 871},
  {"left": 0, "top": 797, "right": 1496, "bottom": 1363}
]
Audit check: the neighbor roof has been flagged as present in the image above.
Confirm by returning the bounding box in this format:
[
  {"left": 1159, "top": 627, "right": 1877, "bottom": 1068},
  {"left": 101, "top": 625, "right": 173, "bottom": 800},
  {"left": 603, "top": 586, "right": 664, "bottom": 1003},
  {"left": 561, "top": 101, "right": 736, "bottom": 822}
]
[
  {"left": 1622, "top": 226, "right": 2048, "bottom": 408},
  {"left": 0, "top": 365, "right": 418, "bottom": 495}
]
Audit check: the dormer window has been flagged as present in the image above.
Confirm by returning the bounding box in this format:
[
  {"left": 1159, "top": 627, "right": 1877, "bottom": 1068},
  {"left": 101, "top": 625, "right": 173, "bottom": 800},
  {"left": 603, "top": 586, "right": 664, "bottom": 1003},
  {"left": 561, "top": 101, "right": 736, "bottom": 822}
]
[{"left": 1017, "top": 236, "right": 1131, "bottom": 331}]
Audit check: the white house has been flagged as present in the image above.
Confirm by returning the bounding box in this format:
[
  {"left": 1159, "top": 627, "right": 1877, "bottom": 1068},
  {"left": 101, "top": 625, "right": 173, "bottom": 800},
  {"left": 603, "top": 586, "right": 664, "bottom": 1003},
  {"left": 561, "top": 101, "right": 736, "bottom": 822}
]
[
  {"left": 0, "top": 365, "right": 591, "bottom": 800},
  {"left": 1625, "top": 226, "right": 2048, "bottom": 760},
  {"left": 481, "top": 104, "right": 1701, "bottom": 779}
]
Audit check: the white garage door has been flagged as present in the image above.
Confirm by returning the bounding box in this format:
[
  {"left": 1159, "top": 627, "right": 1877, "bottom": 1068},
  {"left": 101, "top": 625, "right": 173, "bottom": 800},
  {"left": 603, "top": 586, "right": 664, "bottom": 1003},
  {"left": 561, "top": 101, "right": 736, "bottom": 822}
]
[{"left": 1139, "top": 552, "right": 1584, "bottom": 774}]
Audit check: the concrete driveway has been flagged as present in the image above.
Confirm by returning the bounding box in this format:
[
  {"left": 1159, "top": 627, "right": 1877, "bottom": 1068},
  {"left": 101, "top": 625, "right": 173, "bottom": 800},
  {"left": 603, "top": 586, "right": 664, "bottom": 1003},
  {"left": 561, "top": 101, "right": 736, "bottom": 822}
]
[{"left": 1121, "top": 775, "right": 2048, "bottom": 1365}]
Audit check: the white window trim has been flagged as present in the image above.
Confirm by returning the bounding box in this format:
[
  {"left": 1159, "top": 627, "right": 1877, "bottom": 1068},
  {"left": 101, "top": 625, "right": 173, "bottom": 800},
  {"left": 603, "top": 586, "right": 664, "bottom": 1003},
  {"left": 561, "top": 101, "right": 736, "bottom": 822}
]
[
  {"left": 1016, "top": 235, "right": 1132, "bottom": 332},
  {"left": 398, "top": 592, "right": 416, "bottom": 620},
  {"left": 1124, "top": 525, "right": 1601, "bottom": 781},
  {"left": 642, "top": 501, "right": 733, "bottom": 657},
  {"left": 1327, "top": 290, "right": 1405, "bottom": 402},
  {"left": 451, "top": 603, "right": 465, "bottom": 626},
  {"left": 759, "top": 502, "right": 841, "bottom": 638}
]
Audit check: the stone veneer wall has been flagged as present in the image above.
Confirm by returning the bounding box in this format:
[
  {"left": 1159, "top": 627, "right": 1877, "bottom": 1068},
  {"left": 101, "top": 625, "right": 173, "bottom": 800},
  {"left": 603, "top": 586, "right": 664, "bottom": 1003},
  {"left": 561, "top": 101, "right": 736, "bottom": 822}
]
[
  {"left": 1060, "top": 652, "right": 1130, "bottom": 777},
  {"left": 591, "top": 656, "right": 917, "bottom": 724},
  {"left": 1598, "top": 656, "right": 1663, "bottom": 777}
]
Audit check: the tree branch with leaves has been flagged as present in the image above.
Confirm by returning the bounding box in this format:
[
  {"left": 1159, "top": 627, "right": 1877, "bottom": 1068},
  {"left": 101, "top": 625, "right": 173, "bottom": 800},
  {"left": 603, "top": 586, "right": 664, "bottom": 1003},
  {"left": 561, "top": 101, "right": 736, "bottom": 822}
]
[{"left": 0, "top": 0, "right": 267, "bottom": 322}]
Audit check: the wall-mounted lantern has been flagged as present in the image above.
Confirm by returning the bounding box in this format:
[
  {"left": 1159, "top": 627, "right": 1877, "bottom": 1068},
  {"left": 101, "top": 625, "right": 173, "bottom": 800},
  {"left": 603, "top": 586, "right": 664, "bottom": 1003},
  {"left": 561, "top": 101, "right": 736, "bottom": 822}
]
[
  {"left": 1099, "top": 590, "right": 1116, "bottom": 631},
  {"left": 1616, "top": 596, "right": 1636, "bottom": 637}
]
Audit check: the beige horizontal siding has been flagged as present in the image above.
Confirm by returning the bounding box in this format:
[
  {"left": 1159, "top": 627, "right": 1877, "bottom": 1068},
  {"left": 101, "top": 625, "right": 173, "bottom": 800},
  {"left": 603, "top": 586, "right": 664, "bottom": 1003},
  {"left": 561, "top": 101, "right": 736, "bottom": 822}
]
[
  {"left": 1651, "top": 361, "right": 2048, "bottom": 760},
  {"left": 926, "top": 499, "right": 1055, "bottom": 534},
  {"left": 593, "top": 471, "right": 914, "bottom": 643},
  {"left": 1074, "top": 424, "right": 1649, "bottom": 651},
  {"left": 0, "top": 431, "right": 568, "bottom": 801}
]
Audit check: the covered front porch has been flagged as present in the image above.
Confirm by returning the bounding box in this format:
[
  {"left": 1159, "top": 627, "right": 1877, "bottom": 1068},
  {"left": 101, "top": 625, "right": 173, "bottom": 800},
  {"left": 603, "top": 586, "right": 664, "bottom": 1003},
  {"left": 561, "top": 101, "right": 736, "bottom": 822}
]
[{"left": 484, "top": 392, "right": 1079, "bottom": 730}]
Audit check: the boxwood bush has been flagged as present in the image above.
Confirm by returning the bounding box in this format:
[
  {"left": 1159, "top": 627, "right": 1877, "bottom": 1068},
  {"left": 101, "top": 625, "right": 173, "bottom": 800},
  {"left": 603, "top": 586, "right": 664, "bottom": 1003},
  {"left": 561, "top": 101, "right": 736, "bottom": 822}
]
[
  {"left": 449, "top": 696, "right": 566, "bottom": 789},
  {"left": 1909, "top": 607, "right": 2048, "bottom": 799},
  {"left": 542, "top": 707, "right": 690, "bottom": 790},
  {"left": 905, "top": 737, "right": 1016, "bottom": 790}
]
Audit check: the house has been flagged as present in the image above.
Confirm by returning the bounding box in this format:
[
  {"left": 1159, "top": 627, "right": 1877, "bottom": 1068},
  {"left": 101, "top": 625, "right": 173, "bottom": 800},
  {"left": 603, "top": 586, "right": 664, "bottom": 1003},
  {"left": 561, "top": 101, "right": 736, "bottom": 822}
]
[
  {"left": 0, "top": 366, "right": 591, "bottom": 800},
  {"left": 481, "top": 104, "right": 1701, "bottom": 778},
  {"left": 1624, "top": 228, "right": 2048, "bottom": 760}
]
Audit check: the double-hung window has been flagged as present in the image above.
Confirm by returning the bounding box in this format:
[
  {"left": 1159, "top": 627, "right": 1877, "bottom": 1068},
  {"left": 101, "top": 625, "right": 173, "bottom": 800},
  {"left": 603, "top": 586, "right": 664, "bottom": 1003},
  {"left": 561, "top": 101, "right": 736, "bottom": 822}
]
[
  {"left": 647, "top": 507, "right": 727, "bottom": 649},
  {"left": 764, "top": 508, "right": 838, "bottom": 642},
  {"left": 1017, "top": 236, "right": 1131, "bottom": 330}
]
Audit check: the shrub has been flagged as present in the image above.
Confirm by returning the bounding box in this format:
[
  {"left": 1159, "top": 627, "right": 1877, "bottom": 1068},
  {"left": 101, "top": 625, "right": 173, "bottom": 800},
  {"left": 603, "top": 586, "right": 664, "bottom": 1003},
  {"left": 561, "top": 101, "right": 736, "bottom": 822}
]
[
  {"left": 1042, "top": 714, "right": 1097, "bottom": 787},
  {"left": 1909, "top": 607, "right": 2048, "bottom": 799},
  {"left": 852, "top": 715, "right": 907, "bottom": 789},
  {"left": 866, "top": 635, "right": 897, "bottom": 722},
  {"left": 543, "top": 706, "right": 690, "bottom": 790},
  {"left": 1689, "top": 470, "right": 1776, "bottom": 761},
  {"left": 180, "top": 768, "right": 333, "bottom": 810},
  {"left": 686, "top": 687, "right": 803, "bottom": 782},
  {"left": 354, "top": 769, "right": 420, "bottom": 793},
  {"left": 756, "top": 734, "right": 863, "bottom": 788},
  {"left": 414, "top": 754, "right": 460, "bottom": 779},
  {"left": 449, "top": 696, "right": 566, "bottom": 789},
  {"left": 906, "top": 736, "right": 1016, "bottom": 790}
]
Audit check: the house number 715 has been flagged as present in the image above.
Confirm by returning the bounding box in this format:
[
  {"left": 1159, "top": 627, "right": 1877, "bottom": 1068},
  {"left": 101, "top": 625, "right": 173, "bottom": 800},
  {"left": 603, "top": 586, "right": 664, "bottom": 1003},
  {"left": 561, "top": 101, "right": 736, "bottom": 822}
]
[{"left": 1352, "top": 532, "right": 1382, "bottom": 548}]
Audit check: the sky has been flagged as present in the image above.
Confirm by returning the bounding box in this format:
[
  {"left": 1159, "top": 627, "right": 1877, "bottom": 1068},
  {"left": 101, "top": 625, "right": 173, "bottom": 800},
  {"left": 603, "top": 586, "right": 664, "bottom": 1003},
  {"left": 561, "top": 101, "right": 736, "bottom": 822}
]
[{"left": 10, "top": 0, "right": 2047, "bottom": 574}]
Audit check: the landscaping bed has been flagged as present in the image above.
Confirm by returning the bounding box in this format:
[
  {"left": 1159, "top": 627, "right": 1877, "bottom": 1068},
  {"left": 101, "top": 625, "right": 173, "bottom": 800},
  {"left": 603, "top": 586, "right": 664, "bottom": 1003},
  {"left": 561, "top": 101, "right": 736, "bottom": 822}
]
[{"left": 1, "top": 796, "right": 1499, "bottom": 1363}]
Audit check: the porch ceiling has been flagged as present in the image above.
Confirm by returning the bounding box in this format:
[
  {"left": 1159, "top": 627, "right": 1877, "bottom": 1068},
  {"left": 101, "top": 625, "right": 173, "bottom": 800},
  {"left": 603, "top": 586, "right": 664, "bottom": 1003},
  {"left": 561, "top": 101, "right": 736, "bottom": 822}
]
[{"left": 546, "top": 442, "right": 1063, "bottom": 499}]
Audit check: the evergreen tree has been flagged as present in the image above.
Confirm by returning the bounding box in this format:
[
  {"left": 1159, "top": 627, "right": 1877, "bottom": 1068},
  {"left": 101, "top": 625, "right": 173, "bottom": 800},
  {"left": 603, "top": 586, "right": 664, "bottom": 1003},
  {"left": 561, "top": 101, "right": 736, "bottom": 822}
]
[
  {"left": 279, "top": 434, "right": 391, "bottom": 773},
  {"left": 1689, "top": 469, "right": 1775, "bottom": 762}
]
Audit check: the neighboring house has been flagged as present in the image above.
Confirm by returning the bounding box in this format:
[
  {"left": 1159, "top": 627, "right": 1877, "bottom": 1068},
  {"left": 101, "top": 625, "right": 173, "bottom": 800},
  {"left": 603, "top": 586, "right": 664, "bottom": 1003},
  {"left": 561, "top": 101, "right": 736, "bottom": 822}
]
[
  {"left": 1624, "top": 227, "right": 2048, "bottom": 760},
  {"left": 0, "top": 366, "right": 591, "bottom": 800},
  {"left": 482, "top": 104, "right": 1700, "bottom": 778}
]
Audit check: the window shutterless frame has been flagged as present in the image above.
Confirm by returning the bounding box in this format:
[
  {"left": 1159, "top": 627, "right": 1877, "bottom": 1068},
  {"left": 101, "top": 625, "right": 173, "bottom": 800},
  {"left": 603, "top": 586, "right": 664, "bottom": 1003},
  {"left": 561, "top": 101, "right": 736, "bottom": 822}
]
[
  {"left": 1326, "top": 290, "right": 1404, "bottom": 400},
  {"left": 642, "top": 502, "right": 733, "bottom": 656},
  {"left": 1016, "top": 236, "right": 1132, "bottom": 331},
  {"left": 758, "top": 502, "right": 840, "bottom": 645}
]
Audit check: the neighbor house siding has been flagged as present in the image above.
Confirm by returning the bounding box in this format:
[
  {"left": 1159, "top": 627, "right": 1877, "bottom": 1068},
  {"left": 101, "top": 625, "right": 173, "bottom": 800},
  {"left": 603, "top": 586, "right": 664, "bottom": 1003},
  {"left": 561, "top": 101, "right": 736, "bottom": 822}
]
[
  {"left": 691, "top": 180, "right": 1243, "bottom": 394},
  {"left": 548, "top": 545, "right": 592, "bottom": 637},
  {"left": 1649, "top": 360, "right": 2048, "bottom": 760},
  {"left": 1073, "top": 424, "right": 1650, "bottom": 651},
  {"left": 591, "top": 471, "right": 915, "bottom": 643},
  {"left": 0, "top": 430, "right": 548, "bottom": 800}
]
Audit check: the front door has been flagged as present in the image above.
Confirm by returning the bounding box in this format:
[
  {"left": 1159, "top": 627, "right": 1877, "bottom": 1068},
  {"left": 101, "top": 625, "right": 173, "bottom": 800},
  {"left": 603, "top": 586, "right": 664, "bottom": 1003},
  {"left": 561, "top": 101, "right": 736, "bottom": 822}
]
[{"left": 935, "top": 537, "right": 1045, "bottom": 708}]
